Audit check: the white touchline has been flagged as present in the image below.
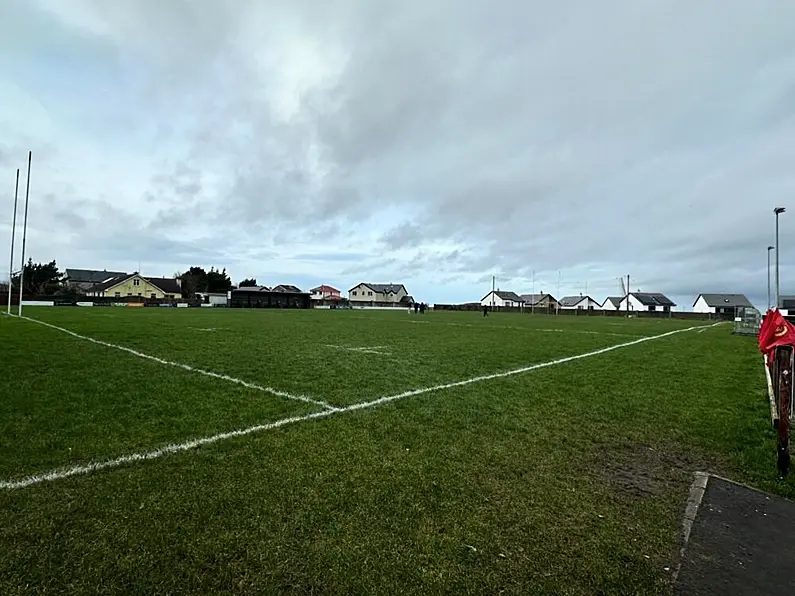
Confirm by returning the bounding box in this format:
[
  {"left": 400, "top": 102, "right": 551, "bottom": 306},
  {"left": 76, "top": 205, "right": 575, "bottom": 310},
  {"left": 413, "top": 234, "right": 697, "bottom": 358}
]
[
  {"left": 324, "top": 344, "right": 392, "bottom": 355},
  {"left": 15, "top": 315, "right": 337, "bottom": 411},
  {"left": 0, "top": 321, "right": 723, "bottom": 490}
]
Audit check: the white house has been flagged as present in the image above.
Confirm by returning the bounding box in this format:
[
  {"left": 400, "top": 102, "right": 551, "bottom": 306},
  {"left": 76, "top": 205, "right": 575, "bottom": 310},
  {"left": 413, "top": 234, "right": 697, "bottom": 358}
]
[
  {"left": 349, "top": 283, "right": 410, "bottom": 305},
  {"left": 617, "top": 292, "right": 676, "bottom": 312},
  {"left": 602, "top": 296, "right": 622, "bottom": 310},
  {"left": 692, "top": 293, "right": 753, "bottom": 315},
  {"left": 196, "top": 292, "right": 229, "bottom": 306},
  {"left": 480, "top": 291, "right": 524, "bottom": 308},
  {"left": 558, "top": 295, "right": 601, "bottom": 310}
]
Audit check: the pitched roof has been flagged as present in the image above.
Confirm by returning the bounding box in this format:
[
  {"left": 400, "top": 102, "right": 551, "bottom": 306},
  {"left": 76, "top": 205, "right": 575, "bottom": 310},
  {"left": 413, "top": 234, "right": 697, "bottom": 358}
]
[
  {"left": 694, "top": 293, "right": 753, "bottom": 308},
  {"left": 231, "top": 286, "right": 271, "bottom": 292},
  {"left": 603, "top": 296, "right": 622, "bottom": 308},
  {"left": 350, "top": 282, "right": 407, "bottom": 294},
  {"left": 482, "top": 290, "right": 523, "bottom": 302},
  {"left": 91, "top": 273, "right": 182, "bottom": 295},
  {"left": 631, "top": 292, "right": 676, "bottom": 307},
  {"left": 65, "top": 268, "right": 128, "bottom": 284},
  {"left": 559, "top": 295, "right": 588, "bottom": 307},
  {"left": 311, "top": 284, "right": 339, "bottom": 293},
  {"left": 145, "top": 277, "right": 181, "bottom": 295},
  {"left": 272, "top": 284, "right": 302, "bottom": 293},
  {"left": 519, "top": 293, "right": 556, "bottom": 305},
  {"left": 91, "top": 273, "right": 133, "bottom": 292}
]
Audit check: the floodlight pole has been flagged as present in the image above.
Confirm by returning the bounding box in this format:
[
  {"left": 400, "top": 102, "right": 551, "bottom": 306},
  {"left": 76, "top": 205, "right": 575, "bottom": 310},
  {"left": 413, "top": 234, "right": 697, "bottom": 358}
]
[
  {"left": 17, "top": 151, "right": 32, "bottom": 317},
  {"left": 768, "top": 245, "right": 775, "bottom": 311},
  {"left": 7, "top": 169, "right": 19, "bottom": 315},
  {"left": 775, "top": 207, "right": 786, "bottom": 310}
]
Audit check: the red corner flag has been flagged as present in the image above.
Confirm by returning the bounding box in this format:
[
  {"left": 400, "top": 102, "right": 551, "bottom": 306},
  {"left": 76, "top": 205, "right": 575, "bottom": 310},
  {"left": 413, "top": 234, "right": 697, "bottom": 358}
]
[{"left": 759, "top": 309, "right": 795, "bottom": 365}]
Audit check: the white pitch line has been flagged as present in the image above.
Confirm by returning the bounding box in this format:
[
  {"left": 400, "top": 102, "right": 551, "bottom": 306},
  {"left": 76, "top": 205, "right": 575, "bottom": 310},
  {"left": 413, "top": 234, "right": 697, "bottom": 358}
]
[
  {"left": 0, "top": 321, "right": 723, "bottom": 490},
  {"left": 15, "top": 315, "right": 337, "bottom": 411},
  {"left": 324, "top": 344, "right": 392, "bottom": 355}
]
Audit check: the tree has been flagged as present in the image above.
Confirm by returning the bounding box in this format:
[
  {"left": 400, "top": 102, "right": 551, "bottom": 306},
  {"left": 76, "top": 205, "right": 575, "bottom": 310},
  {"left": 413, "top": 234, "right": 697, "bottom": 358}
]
[
  {"left": 206, "top": 267, "right": 232, "bottom": 293},
  {"left": 239, "top": 278, "right": 257, "bottom": 287},
  {"left": 179, "top": 266, "right": 232, "bottom": 298},
  {"left": 11, "top": 259, "right": 63, "bottom": 295}
]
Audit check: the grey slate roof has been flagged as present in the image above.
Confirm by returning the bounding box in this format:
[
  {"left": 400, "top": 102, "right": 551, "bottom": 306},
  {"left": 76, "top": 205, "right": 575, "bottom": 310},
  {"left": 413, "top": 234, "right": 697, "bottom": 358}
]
[
  {"left": 91, "top": 273, "right": 133, "bottom": 292},
  {"left": 559, "top": 295, "right": 588, "bottom": 307},
  {"left": 694, "top": 293, "right": 753, "bottom": 308},
  {"left": 272, "top": 284, "right": 302, "bottom": 293},
  {"left": 631, "top": 292, "right": 676, "bottom": 307},
  {"left": 482, "top": 290, "right": 523, "bottom": 302},
  {"left": 520, "top": 293, "right": 556, "bottom": 305},
  {"left": 231, "top": 286, "right": 271, "bottom": 292},
  {"left": 146, "top": 277, "right": 181, "bottom": 295},
  {"left": 603, "top": 296, "right": 622, "bottom": 308},
  {"left": 66, "top": 268, "right": 127, "bottom": 284},
  {"left": 92, "top": 273, "right": 182, "bottom": 295},
  {"left": 352, "top": 283, "right": 406, "bottom": 294}
]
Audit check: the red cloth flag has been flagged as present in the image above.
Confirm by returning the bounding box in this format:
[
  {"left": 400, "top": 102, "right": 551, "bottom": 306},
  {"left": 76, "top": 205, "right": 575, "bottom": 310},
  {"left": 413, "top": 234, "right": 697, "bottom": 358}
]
[{"left": 759, "top": 309, "right": 795, "bottom": 365}]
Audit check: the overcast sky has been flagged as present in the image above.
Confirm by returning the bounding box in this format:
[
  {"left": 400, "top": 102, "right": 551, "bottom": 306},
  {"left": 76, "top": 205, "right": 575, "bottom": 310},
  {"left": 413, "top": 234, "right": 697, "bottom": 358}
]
[{"left": 1, "top": 0, "right": 793, "bottom": 309}]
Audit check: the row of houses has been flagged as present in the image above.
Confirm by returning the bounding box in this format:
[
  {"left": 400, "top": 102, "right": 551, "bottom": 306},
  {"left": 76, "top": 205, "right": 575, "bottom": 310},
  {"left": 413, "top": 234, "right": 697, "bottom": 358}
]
[
  {"left": 479, "top": 290, "right": 758, "bottom": 314},
  {"left": 64, "top": 269, "right": 415, "bottom": 309}
]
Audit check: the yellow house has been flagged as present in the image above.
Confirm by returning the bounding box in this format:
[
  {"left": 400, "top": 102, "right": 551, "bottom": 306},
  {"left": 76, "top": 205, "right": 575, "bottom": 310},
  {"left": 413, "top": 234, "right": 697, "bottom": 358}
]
[{"left": 88, "top": 273, "right": 181, "bottom": 300}]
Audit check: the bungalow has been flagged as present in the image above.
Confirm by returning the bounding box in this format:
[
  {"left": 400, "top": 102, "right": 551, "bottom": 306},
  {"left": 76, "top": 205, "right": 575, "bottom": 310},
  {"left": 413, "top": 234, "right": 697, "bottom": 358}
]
[
  {"left": 692, "top": 293, "right": 753, "bottom": 315},
  {"left": 480, "top": 291, "right": 524, "bottom": 308},
  {"left": 617, "top": 292, "right": 676, "bottom": 313},
  {"left": 602, "top": 296, "right": 622, "bottom": 310},
  {"left": 348, "top": 283, "right": 411, "bottom": 305},
  {"left": 558, "top": 295, "right": 601, "bottom": 310},
  {"left": 519, "top": 293, "right": 559, "bottom": 309},
  {"left": 87, "top": 273, "right": 181, "bottom": 300}
]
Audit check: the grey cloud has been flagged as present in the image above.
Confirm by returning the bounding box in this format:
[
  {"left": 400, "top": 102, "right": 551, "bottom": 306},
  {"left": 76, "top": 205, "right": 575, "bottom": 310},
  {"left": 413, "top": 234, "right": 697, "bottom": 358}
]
[{"left": 12, "top": 0, "right": 795, "bottom": 304}]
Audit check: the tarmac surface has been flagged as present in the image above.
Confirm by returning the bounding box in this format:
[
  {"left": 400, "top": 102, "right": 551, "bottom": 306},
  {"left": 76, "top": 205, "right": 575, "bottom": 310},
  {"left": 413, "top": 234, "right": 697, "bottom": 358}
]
[{"left": 674, "top": 475, "right": 795, "bottom": 595}]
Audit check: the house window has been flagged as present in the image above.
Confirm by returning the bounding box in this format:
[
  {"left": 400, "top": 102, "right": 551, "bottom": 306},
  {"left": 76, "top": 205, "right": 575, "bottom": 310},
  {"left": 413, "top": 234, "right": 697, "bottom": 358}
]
[
  {"left": 114, "top": 292, "right": 121, "bottom": 298},
  {"left": 137, "top": 293, "right": 142, "bottom": 296},
  {"left": 127, "top": 292, "right": 132, "bottom": 296},
  {"left": 133, "top": 279, "right": 140, "bottom": 287},
  {"left": 367, "top": 291, "right": 373, "bottom": 296},
  {"left": 352, "top": 291, "right": 357, "bottom": 296},
  {"left": 151, "top": 293, "right": 157, "bottom": 299}
]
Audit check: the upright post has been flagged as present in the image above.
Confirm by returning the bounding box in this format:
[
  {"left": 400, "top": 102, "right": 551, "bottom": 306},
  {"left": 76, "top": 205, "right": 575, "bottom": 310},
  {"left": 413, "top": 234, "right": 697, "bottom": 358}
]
[
  {"left": 7, "top": 169, "right": 19, "bottom": 315},
  {"left": 774, "top": 208, "right": 786, "bottom": 310},
  {"left": 768, "top": 246, "right": 774, "bottom": 311},
  {"left": 17, "top": 151, "right": 32, "bottom": 316},
  {"left": 626, "top": 274, "right": 630, "bottom": 317}
]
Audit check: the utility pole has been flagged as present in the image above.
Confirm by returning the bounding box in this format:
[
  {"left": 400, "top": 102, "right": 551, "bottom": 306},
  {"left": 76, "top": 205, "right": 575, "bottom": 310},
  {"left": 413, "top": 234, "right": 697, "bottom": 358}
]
[
  {"left": 531, "top": 270, "right": 535, "bottom": 314},
  {"left": 626, "top": 274, "right": 630, "bottom": 317},
  {"left": 491, "top": 275, "right": 495, "bottom": 311},
  {"left": 7, "top": 169, "right": 19, "bottom": 315}
]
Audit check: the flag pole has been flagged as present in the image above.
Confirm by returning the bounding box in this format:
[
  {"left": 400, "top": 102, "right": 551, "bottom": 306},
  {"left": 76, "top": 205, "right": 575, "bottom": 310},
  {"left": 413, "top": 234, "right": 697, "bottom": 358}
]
[
  {"left": 17, "top": 151, "right": 32, "bottom": 316},
  {"left": 7, "top": 168, "right": 19, "bottom": 315}
]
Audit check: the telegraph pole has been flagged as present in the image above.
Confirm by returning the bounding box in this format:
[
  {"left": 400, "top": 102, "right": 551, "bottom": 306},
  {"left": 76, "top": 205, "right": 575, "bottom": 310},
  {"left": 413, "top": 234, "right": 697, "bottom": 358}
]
[{"left": 17, "top": 151, "right": 32, "bottom": 316}]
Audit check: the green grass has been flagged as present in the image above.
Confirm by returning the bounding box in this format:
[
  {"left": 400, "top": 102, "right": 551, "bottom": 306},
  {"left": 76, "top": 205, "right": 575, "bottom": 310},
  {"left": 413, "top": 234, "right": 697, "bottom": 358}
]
[{"left": 0, "top": 307, "right": 791, "bottom": 595}]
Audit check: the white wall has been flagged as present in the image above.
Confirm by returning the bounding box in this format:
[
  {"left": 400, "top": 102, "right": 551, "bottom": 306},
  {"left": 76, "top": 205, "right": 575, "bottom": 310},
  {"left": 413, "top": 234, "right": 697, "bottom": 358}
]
[
  {"left": 692, "top": 296, "right": 713, "bottom": 314},
  {"left": 617, "top": 294, "right": 647, "bottom": 312},
  {"left": 480, "top": 292, "right": 521, "bottom": 307},
  {"left": 349, "top": 284, "right": 406, "bottom": 303}
]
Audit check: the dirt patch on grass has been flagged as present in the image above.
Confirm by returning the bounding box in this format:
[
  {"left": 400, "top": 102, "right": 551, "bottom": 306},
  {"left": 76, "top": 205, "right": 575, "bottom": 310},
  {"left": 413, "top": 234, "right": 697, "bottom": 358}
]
[{"left": 591, "top": 441, "right": 723, "bottom": 499}]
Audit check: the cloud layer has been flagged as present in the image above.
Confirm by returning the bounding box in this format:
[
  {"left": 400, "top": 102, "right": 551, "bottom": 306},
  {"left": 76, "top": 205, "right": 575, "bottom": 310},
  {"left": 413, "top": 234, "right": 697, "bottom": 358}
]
[{"left": 1, "top": 0, "right": 794, "bottom": 308}]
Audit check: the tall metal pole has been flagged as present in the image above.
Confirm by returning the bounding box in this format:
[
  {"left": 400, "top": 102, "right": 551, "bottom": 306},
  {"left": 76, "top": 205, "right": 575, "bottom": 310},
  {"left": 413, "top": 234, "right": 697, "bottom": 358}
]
[
  {"left": 775, "top": 207, "right": 786, "bottom": 310},
  {"left": 7, "top": 169, "right": 19, "bottom": 315},
  {"left": 491, "top": 275, "right": 495, "bottom": 311},
  {"left": 768, "top": 245, "right": 774, "bottom": 311},
  {"left": 17, "top": 151, "right": 32, "bottom": 317},
  {"left": 531, "top": 270, "right": 535, "bottom": 314}
]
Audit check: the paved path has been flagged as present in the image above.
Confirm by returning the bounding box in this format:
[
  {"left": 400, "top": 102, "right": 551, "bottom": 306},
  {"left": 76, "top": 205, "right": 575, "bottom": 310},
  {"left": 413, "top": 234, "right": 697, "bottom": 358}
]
[{"left": 675, "top": 475, "right": 795, "bottom": 595}]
